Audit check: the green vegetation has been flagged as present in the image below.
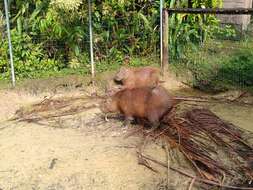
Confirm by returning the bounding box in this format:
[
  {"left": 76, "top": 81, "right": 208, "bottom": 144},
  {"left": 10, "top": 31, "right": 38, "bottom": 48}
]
[
  {"left": 0, "top": 0, "right": 253, "bottom": 93},
  {"left": 173, "top": 36, "right": 253, "bottom": 93},
  {"left": 0, "top": 1, "right": 228, "bottom": 77}
]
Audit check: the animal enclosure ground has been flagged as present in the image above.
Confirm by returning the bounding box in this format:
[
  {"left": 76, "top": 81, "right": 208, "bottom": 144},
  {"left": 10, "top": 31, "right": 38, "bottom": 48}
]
[
  {"left": 0, "top": 92, "right": 168, "bottom": 190},
  {"left": 0, "top": 72, "right": 253, "bottom": 190}
]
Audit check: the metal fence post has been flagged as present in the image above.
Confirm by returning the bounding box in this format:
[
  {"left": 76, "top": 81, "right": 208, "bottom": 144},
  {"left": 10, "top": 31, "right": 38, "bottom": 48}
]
[
  {"left": 88, "top": 0, "right": 95, "bottom": 81},
  {"left": 160, "top": 0, "right": 163, "bottom": 70},
  {"left": 4, "top": 0, "right": 15, "bottom": 87},
  {"left": 162, "top": 9, "right": 169, "bottom": 74}
]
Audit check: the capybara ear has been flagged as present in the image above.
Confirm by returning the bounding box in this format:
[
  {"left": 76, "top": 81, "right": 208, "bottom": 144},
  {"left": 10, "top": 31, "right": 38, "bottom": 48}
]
[
  {"left": 105, "top": 86, "right": 122, "bottom": 97},
  {"left": 114, "top": 65, "right": 131, "bottom": 82}
]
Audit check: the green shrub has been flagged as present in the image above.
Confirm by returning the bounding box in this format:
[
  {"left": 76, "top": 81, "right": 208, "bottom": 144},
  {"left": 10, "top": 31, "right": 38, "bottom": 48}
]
[
  {"left": 217, "top": 50, "right": 253, "bottom": 86},
  {"left": 0, "top": 0, "right": 246, "bottom": 81},
  {"left": 0, "top": 30, "right": 64, "bottom": 79},
  {"left": 186, "top": 48, "right": 253, "bottom": 92}
]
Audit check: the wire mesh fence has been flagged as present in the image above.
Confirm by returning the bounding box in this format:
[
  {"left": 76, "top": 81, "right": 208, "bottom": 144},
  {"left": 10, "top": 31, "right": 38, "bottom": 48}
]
[
  {"left": 0, "top": 1, "right": 253, "bottom": 93},
  {"left": 0, "top": 0, "right": 161, "bottom": 82},
  {"left": 0, "top": 10, "right": 4, "bottom": 40},
  {"left": 164, "top": 9, "right": 253, "bottom": 92},
  {"left": 0, "top": 8, "right": 7, "bottom": 73}
]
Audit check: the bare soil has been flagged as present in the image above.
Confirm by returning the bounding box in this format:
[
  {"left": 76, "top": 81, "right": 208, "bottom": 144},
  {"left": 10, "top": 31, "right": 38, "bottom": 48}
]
[{"left": 0, "top": 71, "right": 252, "bottom": 190}]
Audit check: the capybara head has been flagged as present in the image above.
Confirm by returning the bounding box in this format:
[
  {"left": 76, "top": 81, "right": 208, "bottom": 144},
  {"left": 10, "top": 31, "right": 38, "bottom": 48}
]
[
  {"left": 100, "top": 97, "right": 118, "bottom": 113},
  {"left": 104, "top": 85, "right": 123, "bottom": 97},
  {"left": 114, "top": 67, "right": 131, "bottom": 82}
]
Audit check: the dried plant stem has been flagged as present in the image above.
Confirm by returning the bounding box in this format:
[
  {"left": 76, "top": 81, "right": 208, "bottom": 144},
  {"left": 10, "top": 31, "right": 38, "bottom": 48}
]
[{"left": 138, "top": 153, "right": 253, "bottom": 190}]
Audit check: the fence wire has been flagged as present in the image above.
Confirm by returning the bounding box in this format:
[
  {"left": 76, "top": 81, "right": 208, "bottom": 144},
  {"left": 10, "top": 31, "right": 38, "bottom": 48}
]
[
  {"left": 0, "top": 7, "right": 160, "bottom": 80},
  {"left": 167, "top": 11, "right": 253, "bottom": 92},
  {"left": 0, "top": 4, "right": 253, "bottom": 92}
]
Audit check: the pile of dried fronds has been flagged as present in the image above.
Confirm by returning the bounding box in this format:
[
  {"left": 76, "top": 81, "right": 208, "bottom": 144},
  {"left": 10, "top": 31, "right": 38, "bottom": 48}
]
[
  {"left": 11, "top": 95, "right": 102, "bottom": 126},
  {"left": 136, "top": 108, "right": 253, "bottom": 189},
  {"left": 11, "top": 95, "right": 253, "bottom": 189}
]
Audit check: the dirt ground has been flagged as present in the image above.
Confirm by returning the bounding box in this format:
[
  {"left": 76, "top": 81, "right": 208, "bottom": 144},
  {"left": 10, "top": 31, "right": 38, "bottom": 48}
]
[{"left": 0, "top": 71, "right": 252, "bottom": 190}]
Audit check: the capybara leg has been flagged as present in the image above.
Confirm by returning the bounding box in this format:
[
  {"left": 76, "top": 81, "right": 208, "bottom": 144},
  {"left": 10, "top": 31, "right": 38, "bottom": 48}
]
[
  {"left": 135, "top": 118, "right": 146, "bottom": 126},
  {"left": 147, "top": 113, "right": 160, "bottom": 132},
  {"left": 122, "top": 116, "right": 134, "bottom": 127},
  {"left": 146, "top": 122, "right": 160, "bottom": 133}
]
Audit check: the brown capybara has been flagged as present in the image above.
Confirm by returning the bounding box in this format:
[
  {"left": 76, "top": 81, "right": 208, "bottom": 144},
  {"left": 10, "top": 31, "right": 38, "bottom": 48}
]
[
  {"left": 100, "top": 86, "right": 175, "bottom": 130},
  {"left": 113, "top": 66, "right": 161, "bottom": 89}
]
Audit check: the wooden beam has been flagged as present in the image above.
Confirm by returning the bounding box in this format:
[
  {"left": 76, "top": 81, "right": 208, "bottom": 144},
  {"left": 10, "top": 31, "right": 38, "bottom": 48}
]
[{"left": 165, "top": 8, "right": 253, "bottom": 15}]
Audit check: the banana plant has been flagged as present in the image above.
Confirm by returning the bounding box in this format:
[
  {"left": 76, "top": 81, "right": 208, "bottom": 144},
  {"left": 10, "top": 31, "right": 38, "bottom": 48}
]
[{"left": 167, "top": 0, "right": 224, "bottom": 58}]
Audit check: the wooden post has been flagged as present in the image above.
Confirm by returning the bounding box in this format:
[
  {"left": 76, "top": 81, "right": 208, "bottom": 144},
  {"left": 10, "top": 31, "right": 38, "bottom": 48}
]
[{"left": 162, "top": 9, "right": 169, "bottom": 74}]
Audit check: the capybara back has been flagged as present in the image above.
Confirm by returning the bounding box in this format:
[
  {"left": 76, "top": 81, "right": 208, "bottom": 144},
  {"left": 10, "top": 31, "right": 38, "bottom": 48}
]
[
  {"left": 114, "top": 66, "right": 160, "bottom": 89},
  {"left": 101, "top": 86, "right": 174, "bottom": 128}
]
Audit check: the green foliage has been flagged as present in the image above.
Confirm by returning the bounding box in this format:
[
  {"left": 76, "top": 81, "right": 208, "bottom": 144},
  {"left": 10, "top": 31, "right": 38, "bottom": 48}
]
[
  {"left": 167, "top": 0, "right": 235, "bottom": 58},
  {"left": 39, "top": 2, "right": 87, "bottom": 44},
  {"left": 92, "top": 0, "right": 160, "bottom": 58},
  {"left": 218, "top": 50, "right": 253, "bottom": 86},
  {"left": 0, "top": 30, "right": 63, "bottom": 79},
  {"left": 186, "top": 53, "right": 223, "bottom": 92},
  {"left": 93, "top": 55, "right": 159, "bottom": 74},
  {"left": 185, "top": 45, "right": 253, "bottom": 92},
  {"left": 50, "top": 0, "right": 83, "bottom": 11},
  {"left": 0, "top": 0, "right": 243, "bottom": 84},
  {"left": 0, "top": 10, "right": 4, "bottom": 40}
]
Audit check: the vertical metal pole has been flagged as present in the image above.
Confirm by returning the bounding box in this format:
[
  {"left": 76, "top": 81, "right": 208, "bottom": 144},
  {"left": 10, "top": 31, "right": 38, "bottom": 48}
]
[
  {"left": 4, "top": 0, "right": 15, "bottom": 87},
  {"left": 162, "top": 10, "right": 169, "bottom": 74},
  {"left": 160, "top": 0, "right": 163, "bottom": 69},
  {"left": 88, "top": 0, "right": 95, "bottom": 79}
]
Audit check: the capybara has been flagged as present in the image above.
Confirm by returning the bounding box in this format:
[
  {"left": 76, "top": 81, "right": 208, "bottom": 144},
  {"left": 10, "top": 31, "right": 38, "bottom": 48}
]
[
  {"left": 100, "top": 86, "right": 175, "bottom": 130},
  {"left": 113, "top": 66, "right": 161, "bottom": 89}
]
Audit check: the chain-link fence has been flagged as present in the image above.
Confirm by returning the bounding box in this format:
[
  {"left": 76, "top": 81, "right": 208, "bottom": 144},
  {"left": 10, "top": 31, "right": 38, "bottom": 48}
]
[
  {"left": 0, "top": 7, "right": 8, "bottom": 76},
  {"left": 0, "top": 1, "right": 161, "bottom": 85},
  {"left": 163, "top": 8, "right": 253, "bottom": 92},
  {"left": 1, "top": 1, "right": 253, "bottom": 93},
  {"left": 0, "top": 9, "right": 4, "bottom": 40}
]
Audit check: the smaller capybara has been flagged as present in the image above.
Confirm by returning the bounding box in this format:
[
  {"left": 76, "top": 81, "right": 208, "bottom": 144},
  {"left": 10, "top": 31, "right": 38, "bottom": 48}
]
[
  {"left": 100, "top": 86, "right": 175, "bottom": 130},
  {"left": 113, "top": 66, "right": 161, "bottom": 89}
]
